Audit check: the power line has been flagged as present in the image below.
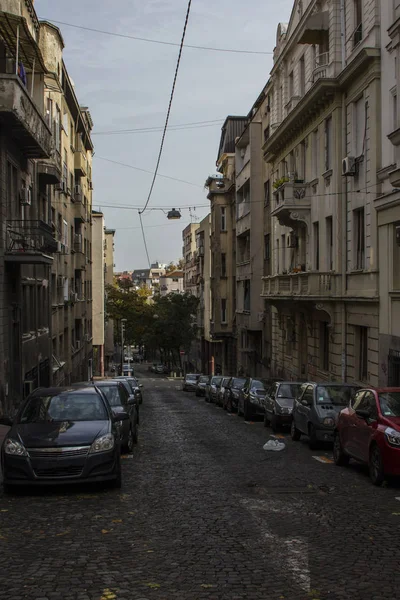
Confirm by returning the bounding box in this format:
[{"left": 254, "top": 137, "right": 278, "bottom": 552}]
[
  {"left": 39, "top": 18, "right": 273, "bottom": 55},
  {"left": 92, "top": 119, "right": 224, "bottom": 136},
  {"left": 140, "top": 0, "right": 193, "bottom": 215},
  {"left": 139, "top": 213, "right": 151, "bottom": 267},
  {"left": 95, "top": 156, "right": 203, "bottom": 188}
]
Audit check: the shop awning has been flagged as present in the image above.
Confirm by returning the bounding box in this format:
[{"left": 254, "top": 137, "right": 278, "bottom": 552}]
[{"left": 0, "top": 11, "right": 47, "bottom": 72}]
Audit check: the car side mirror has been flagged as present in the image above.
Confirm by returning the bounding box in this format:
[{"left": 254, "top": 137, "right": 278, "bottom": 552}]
[
  {"left": 0, "top": 416, "right": 13, "bottom": 427},
  {"left": 113, "top": 410, "right": 129, "bottom": 422},
  {"left": 356, "top": 409, "right": 371, "bottom": 421},
  {"left": 139, "top": 384, "right": 143, "bottom": 388},
  {"left": 128, "top": 395, "right": 136, "bottom": 405}
]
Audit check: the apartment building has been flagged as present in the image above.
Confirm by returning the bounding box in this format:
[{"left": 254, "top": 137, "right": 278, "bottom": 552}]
[
  {"left": 182, "top": 223, "right": 200, "bottom": 296},
  {"left": 261, "top": 0, "right": 380, "bottom": 385},
  {"left": 235, "top": 97, "right": 270, "bottom": 378},
  {"left": 194, "top": 214, "right": 211, "bottom": 373},
  {"left": 0, "top": 1, "right": 56, "bottom": 412},
  {"left": 40, "top": 22, "right": 94, "bottom": 386},
  {"left": 104, "top": 228, "right": 115, "bottom": 371},
  {"left": 132, "top": 263, "right": 166, "bottom": 295},
  {"left": 92, "top": 211, "right": 105, "bottom": 376},
  {"left": 159, "top": 271, "right": 184, "bottom": 296},
  {"left": 205, "top": 117, "right": 248, "bottom": 375}
]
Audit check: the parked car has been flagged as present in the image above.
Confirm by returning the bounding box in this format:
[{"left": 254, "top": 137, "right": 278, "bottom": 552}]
[
  {"left": 0, "top": 386, "right": 124, "bottom": 491},
  {"left": 217, "top": 377, "right": 231, "bottom": 407},
  {"left": 238, "top": 378, "right": 271, "bottom": 420},
  {"left": 263, "top": 381, "right": 304, "bottom": 431},
  {"left": 183, "top": 373, "right": 200, "bottom": 392},
  {"left": 334, "top": 387, "right": 400, "bottom": 486},
  {"left": 223, "top": 377, "right": 247, "bottom": 412},
  {"left": 114, "top": 376, "right": 143, "bottom": 405},
  {"left": 92, "top": 380, "right": 139, "bottom": 451},
  {"left": 155, "top": 364, "right": 169, "bottom": 375},
  {"left": 196, "top": 375, "right": 210, "bottom": 397},
  {"left": 122, "top": 363, "right": 134, "bottom": 377},
  {"left": 291, "top": 382, "right": 360, "bottom": 449},
  {"left": 209, "top": 376, "right": 223, "bottom": 403}
]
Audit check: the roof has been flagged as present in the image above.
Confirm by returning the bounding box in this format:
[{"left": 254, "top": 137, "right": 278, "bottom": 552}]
[
  {"left": 164, "top": 270, "right": 183, "bottom": 278},
  {"left": 0, "top": 11, "right": 47, "bottom": 72},
  {"left": 132, "top": 269, "right": 150, "bottom": 278}
]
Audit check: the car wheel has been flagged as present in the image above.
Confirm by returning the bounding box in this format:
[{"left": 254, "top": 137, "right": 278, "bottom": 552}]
[
  {"left": 271, "top": 414, "right": 279, "bottom": 433},
  {"left": 125, "top": 427, "right": 134, "bottom": 453},
  {"left": 333, "top": 432, "right": 349, "bottom": 466},
  {"left": 291, "top": 420, "right": 301, "bottom": 441},
  {"left": 369, "top": 445, "right": 385, "bottom": 486},
  {"left": 308, "top": 424, "right": 318, "bottom": 450},
  {"left": 263, "top": 412, "right": 270, "bottom": 428},
  {"left": 243, "top": 401, "right": 251, "bottom": 421}
]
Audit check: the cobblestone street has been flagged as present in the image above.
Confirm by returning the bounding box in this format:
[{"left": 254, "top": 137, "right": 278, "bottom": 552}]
[{"left": 1, "top": 366, "right": 400, "bottom": 600}]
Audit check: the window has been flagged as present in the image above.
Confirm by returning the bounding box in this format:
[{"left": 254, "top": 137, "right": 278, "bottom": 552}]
[
  {"left": 55, "top": 105, "right": 61, "bottom": 152},
  {"left": 319, "top": 322, "right": 330, "bottom": 371},
  {"left": 244, "top": 280, "right": 251, "bottom": 312},
  {"left": 324, "top": 117, "right": 332, "bottom": 171},
  {"left": 63, "top": 111, "right": 69, "bottom": 135},
  {"left": 301, "top": 385, "right": 314, "bottom": 406},
  {"left": 354, "top": 96, "right": 365, "bottom": 157},
  {"left": 354, "top": 208, "right": 365, "bottom": 270},
  {"left": 62, "top": 219, "right": 68, "bottom": 249},
  {"left": 312, "top": 129, "right": 318, "bottom": 178},
  {"left": 221, "top": 253, "right": 226, "bottom": 277},
  {"left": 276, "top": 238, "right": 280, "bottom": 273},
  {"left": 221, "top": 207, "right": 226, "bottom": 231},
  {"left": 353, "top": 0, "right": 363, "bottom": 47},
  {"left": 326, "top": 216, "right": 333, "bottom": 270},
  {"left": 393, "top": 223, "right": 400, "bottom": 289},
  {"left": 299, "top": 140, "right": 306, "bottom": 180},
  {"left": 45, "top": 97, "right": 53, "bottom": 129},
  {"left": 63, "top": 149, "right": 68, "bottom": 188},
  {"left": 299, "top": 56, "right": 305, "bottom": 95},
  {"left": 356, "top": 325, "right": 368, "bottom": 381},
  {"left": 313, "top": 222, "right": 320, "bottom": 270},
  {"left": 288, "top": 71, "right": 294, "bottom": 99},
  {"left": 221, "top": 299, "right": 227, "bottom": 323},
  {"left": 264, "top": 234, "right": 270, "bottom": 261},
  {"left": 264, "top": 180, "right": 270, "bottom": 206}
]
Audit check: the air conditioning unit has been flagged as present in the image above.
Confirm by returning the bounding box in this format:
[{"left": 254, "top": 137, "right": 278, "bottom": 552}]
[
  {"left": 288, "top": 232, "right": 298, "bottom": 248},
  {"left": 342, "top": 156, "right": 356, "bottom": 176},
  {"left": 20, "top": 187, "right": 31, "bottom": 206}
]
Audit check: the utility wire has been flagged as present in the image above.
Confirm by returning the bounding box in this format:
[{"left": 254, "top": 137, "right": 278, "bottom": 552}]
[
  {"left": 40, "top": 18, "right": 273, "bottom": 55},
  {"left": 92, "top": 119, "right": 224, "bottom": 136},
  {"left": 139, "top": 0, "right": 193, "bottom": 216},
  {"left": 139, "top": 213, "right": 151, "bottom": 267},
  {"left": 95, "top": 156, "right": 202, "bottom": 188}
]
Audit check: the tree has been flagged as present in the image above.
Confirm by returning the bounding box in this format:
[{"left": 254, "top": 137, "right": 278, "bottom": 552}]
[
  {"left": 106, "top": 285, "right": 153, "bottom": 346},
  {"left": 166, "top": 259, "right": 184, "bottom": 273}
]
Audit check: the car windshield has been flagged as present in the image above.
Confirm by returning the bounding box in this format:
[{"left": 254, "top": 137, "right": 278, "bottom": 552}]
[
  {"left": 19, "top": 394, "right": 108, "bottom": 423},
  {"left": 186, "top": 374, "right": 198, "bottom": 381},
  {"left": 222, "top": 378, "right": 230, "bottom": 386},
  {"left": 278, "top": 384, "right": 303, "bottom": 398},
  {"left": 316, "top": 385, "right": 358, "bottom": 405},
  {"left": 212, "top": 377, "right": 223, "bottom": 386},
  {"left": 199, "top": 376, "right": 209, "bottom": 383},
  {"left": 379, "top": 392, "right": 400, "bottom": 417},
  {"left": 98, "top": 386, "right": 122, "bottom": 407},
  {"left": 231, "top": 378, "right": 246, "bottom": 389}
]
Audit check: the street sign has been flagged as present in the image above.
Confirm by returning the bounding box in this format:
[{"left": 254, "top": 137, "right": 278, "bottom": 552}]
[{"left": 180, "top": 350, "right": 185, "bottom": 355}]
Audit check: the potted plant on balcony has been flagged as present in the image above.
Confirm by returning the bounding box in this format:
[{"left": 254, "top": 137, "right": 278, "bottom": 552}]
[{"left": 273, "top": 176, "right": 289, "bottom": 190}]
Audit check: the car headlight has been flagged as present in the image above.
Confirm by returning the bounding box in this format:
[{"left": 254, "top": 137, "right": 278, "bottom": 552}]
[
  {"left": 4, "top": 438, "right": 27, "bottom": 456},
  {"left": 322, "top": 417, "right": 335, "bottom": 427},
  {"left": 385, "top": 427, "right": 400, "bottom": 447},
  {"left": 89, "top": 433, "right": 115, "bottom": 454}
]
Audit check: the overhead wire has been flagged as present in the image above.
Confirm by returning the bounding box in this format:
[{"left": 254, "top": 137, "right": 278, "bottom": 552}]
[
  {"left": 92, "top": 119, "right": 224, "bottom": 136},
  {"left": 39, "top": 18, "right": 273, "bottom": 55}
]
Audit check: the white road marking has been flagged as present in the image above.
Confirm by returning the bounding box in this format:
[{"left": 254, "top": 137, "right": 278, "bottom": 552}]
[
  {"left": 312, "top": 456, "right": 334, "bottom": 464},
  {"left": 240, "top": 498, "right": 310, "bottom": 593}
]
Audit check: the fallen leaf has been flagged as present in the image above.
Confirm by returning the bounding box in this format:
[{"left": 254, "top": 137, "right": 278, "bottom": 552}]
[
  {"left": 101, "top": 529, "right": 111, "bottom": 534},
  {"left": 0, "top": 509, "right": 9, "bottom": 512},
  {"left": 144, "top": 583, "right": 160, "bottom": 589},
  {"left": 392, "top": 512, "right": 400, "bottom": 515},
  {"left": 200, "top": 584, "right": 214, "bottom": 589},
  {"left": 56, "top": 531, "right": 70, "bottom": 537},
  {"left": 128, "top": 511, "right": 136, "bottom": 515},
  {"left": 147, "top": 550, "right": 154, "bottom": 553},
  {"left": 112, "top": 519, "right": 122, "bottom": 523}
]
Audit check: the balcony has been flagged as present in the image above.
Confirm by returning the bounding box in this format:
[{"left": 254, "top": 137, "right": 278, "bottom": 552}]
[
  {"left": 271, "top": 182, "right": 311, "bottom": 227},
  {"left": 5, "top": 220, "right": 57, "bottom": 264},
  {"left": 261, "top": 272, "right": 341, "bottom": 300},
  {"left": 312, "top": 52, "right": 335, "bottom": 83},
  {"left": 0, "top": 74, "right": 52, "bottom": 158},
  {"left": 74, "top": 151, "right": 87, "bottom": 177}
]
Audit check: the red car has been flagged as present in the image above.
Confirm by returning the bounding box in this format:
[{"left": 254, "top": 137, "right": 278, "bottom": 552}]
[{"left": 334, "top": 387, "right": 400, "bottom": 485}]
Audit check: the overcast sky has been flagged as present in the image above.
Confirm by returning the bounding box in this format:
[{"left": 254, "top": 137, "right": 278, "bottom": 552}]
[{"left": 36, "top": 0, "right": 294, "bottom": 271}]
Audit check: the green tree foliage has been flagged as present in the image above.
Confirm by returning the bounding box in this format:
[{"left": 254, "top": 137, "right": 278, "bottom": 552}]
[{"left": 105, "top": 285, "right": 153, "bottom": 346}]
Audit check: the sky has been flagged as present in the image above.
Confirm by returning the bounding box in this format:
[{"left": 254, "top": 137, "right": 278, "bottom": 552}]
[{"left": 35, "top": 0, "right": 294, "bottom": 271}]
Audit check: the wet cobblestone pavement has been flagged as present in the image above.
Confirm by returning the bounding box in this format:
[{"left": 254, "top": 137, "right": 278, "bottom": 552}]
[{"left": 1, "top": 366, "right": 400, "bottom": 599}]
